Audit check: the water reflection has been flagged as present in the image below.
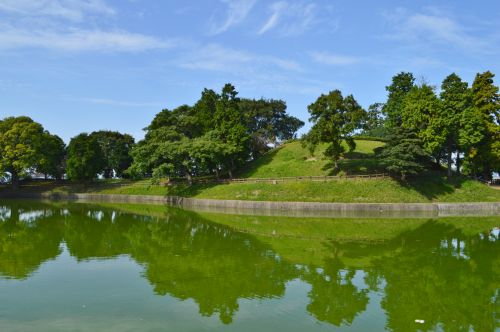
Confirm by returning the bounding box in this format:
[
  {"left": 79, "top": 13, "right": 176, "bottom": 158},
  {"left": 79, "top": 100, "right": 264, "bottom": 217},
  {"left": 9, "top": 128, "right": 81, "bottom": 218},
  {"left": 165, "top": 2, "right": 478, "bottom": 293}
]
[{"left": 0, "top": 200, "right": 498, "bottom": 331}]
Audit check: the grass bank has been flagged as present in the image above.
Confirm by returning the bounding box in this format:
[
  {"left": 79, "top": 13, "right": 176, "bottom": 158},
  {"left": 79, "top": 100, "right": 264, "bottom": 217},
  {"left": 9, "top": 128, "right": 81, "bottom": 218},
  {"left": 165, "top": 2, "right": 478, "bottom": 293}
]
[{"left": 2, "top": 140, "right": 499, "bottom": 203}]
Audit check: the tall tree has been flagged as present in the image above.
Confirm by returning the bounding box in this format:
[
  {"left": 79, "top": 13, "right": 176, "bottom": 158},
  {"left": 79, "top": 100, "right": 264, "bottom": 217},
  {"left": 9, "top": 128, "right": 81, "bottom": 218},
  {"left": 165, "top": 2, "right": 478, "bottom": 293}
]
[
  {"left": 90, "top": 131, "right": 135, "bottom": 178},
  {"left": 468, "top": 71, "right": 500, "bottom": 180},
  {"left": 37, "top": 133, "right": 66, "bottom": 179},
  {"left": 240, "top": 98, "right": 303, "bottom": 157},
  {"left": 0, "top": 116, "right": 45, "bottom": 190},
  {"left": 213, "top": 83, "right": 249, "bottom": 178},
  {"left": 439, "top": 73, "right": 473, "bottom": 178},
  {"left": 401, "top": 84, "right": 445, "bottom": 165},
  {"left": 382, "top": 72, "right": 415, "bottom": 128},
  {"left": 66, "top": 133, "right": 106, "bottom": 181},
  {"left": 303, "top": 90, "right": 366, "bottom": 171}
]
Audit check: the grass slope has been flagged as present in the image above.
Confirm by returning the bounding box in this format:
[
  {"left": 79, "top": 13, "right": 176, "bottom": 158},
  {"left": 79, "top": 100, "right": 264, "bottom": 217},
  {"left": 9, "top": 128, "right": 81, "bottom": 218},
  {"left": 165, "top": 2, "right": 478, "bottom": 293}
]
[
  {"left": 239, "top": 140, "right": 385, "bottom": 177},
  {"left": 4, "top": 140, "right": 500, "bottom": 203}
]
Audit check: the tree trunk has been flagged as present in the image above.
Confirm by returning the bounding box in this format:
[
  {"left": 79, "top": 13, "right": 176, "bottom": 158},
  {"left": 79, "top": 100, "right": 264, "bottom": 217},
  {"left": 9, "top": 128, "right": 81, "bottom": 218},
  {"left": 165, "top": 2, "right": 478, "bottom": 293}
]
[
  {"left": 483, "top": 169, "right": 492, "bottom": 183},
  {"left": 401, "top": 172, "right": 406, "bottom": 181},
  {"left": 455, "top": 149, "right": 461, "bottom": 176},
  {"left": 447, "top": 140, "right": 453, "bottom": 181},
  {"left": 214, "top": 168, "right": 220, "bottom": 179},
  {"left": 103, "top": 168, "right": 113, "bottom": 179},
  {"left": 186, "top": 172, "right": 193, "bottom": 186},
  {"left": 228, "top": 159, "right": 235, "bottom": 179},
  {"left": 11, "top": 170, "right": 19, "bottom": 191}
]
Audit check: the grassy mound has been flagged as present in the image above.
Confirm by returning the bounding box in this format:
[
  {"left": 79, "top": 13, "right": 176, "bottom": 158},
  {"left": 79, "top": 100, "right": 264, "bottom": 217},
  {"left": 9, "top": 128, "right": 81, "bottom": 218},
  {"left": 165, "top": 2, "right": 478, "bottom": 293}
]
[{"left": 239, "top": 140, "right": 385, "bottom": 177}]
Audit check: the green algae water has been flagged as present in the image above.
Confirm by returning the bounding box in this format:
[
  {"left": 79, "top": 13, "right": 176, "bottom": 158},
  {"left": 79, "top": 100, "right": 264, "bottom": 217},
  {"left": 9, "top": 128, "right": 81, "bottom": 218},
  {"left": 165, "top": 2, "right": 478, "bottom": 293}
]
[{"left": 0, "top": 200, "right": 499, "bottom": 331}]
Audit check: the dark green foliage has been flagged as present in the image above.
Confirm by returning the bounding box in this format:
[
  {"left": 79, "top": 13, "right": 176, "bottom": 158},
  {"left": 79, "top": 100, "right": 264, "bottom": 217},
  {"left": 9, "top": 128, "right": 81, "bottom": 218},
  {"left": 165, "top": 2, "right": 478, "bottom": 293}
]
[
  {"left": 382, "top": 72, "right": 415, "bottom": 128},
  {"left": 439, "top": 73, "right": 475, "bottom": 178},
  {"left": 89, "top": 131, "right": 135, "bottom": 178},
  {"left": 401, "top": 84, "right": 445, "bottom": 158},
  {"left": 302, "top": 90, "right": 366, "bottom": 171},
  {"left": 66, "top": 133, "right": 106, "bottom": 181},
  {"left": 377, "top": 128, "right": 430, "bottom": 180},
  {"left": 37, "top": 133, "right": 66, "bottom": 179},
  {"left": 240, "top": 98, "right": 304, "bottom": 157},
  {"left": 0, "top": 116, "right": 64, "bottom": 188},
  {"left": 464, "top": 71, "right": 500, "bottom": 180}
]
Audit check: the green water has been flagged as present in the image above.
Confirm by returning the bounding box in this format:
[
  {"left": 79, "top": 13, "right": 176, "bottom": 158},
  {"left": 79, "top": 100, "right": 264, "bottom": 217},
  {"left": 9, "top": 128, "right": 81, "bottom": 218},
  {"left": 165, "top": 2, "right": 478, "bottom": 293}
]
[{"left": 0, "top": 201, "right": 498, "bottom": 331}]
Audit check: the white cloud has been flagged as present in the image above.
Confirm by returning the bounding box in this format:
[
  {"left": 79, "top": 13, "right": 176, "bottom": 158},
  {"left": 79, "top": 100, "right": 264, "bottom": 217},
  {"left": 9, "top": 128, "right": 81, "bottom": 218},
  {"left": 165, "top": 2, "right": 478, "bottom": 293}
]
[
  {"left": 309, "top": 51, "right": 363, "bottom": 66},
  {"left": 0, "top": 26, "right": 173, "bottom": 52},
  {"left": 258, "top": 1, "right": 338, "bottom": 36},
  {"left": 0, "top": 0, "right": 115, "bottom": 21},
  {"left": 209, "top": 0, "right": 257, "bottom": 34},
  {"left": 178, "top": 44, "right": 301, "bottom": 72},
  {"left": 0, "top": 0, "right": 171, "bottom": 53},
  {"left": 383, "top": 8, "right": 496, "bottom": 52},
  {"left": 258, "top": 1, "right": 287, "bottom": 34}
]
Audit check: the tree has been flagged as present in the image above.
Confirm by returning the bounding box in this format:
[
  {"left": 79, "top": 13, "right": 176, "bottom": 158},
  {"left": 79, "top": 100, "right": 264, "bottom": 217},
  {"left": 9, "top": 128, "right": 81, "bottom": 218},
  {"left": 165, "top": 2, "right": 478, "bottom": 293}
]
[
  {"left": 361, "top": 102, "right": 387, "bottom": 138},
  {"left": 303, "top": 90, "right": 366, "bottom": 171},
  {"left": 382, "top": 72, "right": 415, "bottom": 128},
  {"left": 66, "top": 133, "right": 105, "bottom": 181},
  {"left": 467, "top": 71, "right": 500, "bottom": 180},
  {"left": 213, "top": 83, "right": 250, "bottom": 178},
  {"left": 37, "top": 133, "right": 66, "bottom": 179},
  {"left": 240, "top": 98, "right": 304, "bottom": 157},
  {"left": 439, "top": 73, "right": 473, "bottom": 178},
  {"left": 377, "top": 128, "right": 430, "bottom": 180},
  {"left": 0, "top": 116, "right": 45, "bottom": 190},
  {"left": 401, "top": 84, "right": 445, "bottom": 165},
  {"left": 90, "top": 131, "right": 135, "bottom": 178}
]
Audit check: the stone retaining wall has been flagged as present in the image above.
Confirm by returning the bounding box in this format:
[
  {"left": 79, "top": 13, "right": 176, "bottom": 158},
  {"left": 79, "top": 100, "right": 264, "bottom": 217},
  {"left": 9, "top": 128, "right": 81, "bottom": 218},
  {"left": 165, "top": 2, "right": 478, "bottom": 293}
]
[{"left": 1, "top": 192, "right": 499, "bottom": 218}]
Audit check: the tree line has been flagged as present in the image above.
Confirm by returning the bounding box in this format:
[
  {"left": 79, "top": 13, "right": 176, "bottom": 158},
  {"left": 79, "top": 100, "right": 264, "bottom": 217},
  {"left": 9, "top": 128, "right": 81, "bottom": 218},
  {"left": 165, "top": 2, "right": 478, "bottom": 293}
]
[
  {"left": 304, "top": 71, "right": 499, "bottom": 181},
  {"left": 0, "top": 83, "right": 303, "bottom": 188},
  {"left": 0, "top": 117, "right": 134, "bottom": 190},
  {"left": 0, "top": 71, "right": 498, "bottom": 189}
]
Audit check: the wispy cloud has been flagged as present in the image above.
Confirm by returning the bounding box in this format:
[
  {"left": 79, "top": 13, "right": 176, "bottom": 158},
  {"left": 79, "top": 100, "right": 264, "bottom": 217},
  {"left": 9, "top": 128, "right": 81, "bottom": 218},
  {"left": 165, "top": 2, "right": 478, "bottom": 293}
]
[
  {"left": 258, "top": 1, "right": 338, "bottom": 36},
  {"left": 0, "top": 0, "right": 173, "bottom": 53},
  {"left": 309, "top": 51, "right": 363, "bottom": 66},
  {"left": 258, "top": 1, "right": 287, "bottom": 34},
  {"left": 209, "top": 0, "right": 257, "bottom": 34},
  {"left": 178, "top": 44, "right": 301, "bottom": 72},
  {"left": 382, "top": 8, "right": 498, "bottom": 52},
  {"left": 0, "top": 0, "right": 115, "bottom": 21},
  {"left": 0, "top": 26, "right": 173, "bottom": 52}
]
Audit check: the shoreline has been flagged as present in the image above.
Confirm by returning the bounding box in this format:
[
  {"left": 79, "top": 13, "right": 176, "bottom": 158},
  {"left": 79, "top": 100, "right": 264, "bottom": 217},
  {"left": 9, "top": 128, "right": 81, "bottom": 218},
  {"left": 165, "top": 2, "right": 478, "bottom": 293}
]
[{"left": 1, "top": 192, "right": 499, "bottom": 218}]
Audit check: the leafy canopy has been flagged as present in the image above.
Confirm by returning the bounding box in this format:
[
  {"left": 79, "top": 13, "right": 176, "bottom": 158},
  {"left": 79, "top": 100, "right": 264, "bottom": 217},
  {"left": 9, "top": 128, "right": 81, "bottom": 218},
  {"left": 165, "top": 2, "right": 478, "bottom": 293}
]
[{"left": 302, "top": 89, "right": 366, "bottom": 170}]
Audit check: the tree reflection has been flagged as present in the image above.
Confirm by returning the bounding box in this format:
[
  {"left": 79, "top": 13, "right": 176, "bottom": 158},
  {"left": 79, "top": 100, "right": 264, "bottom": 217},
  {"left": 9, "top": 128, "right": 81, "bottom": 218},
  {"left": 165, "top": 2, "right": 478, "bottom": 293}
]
[
  {"left": 0, "top": 201, "right": 498, "bottom": 330},
  {"left": 0, "top": 202, "right": 64, "bottom": 279},
  {"left": 370, "top": 222, "right": 500, "bottom": 332},
  {"left": 62, "top": 205, "right": 297, "bottom": 324},
  {"left": 322, "top": 220, "right": 500, "bottom": 331},
  {"left": 303, "top": 258, "right": 369, "bottom": 326}
]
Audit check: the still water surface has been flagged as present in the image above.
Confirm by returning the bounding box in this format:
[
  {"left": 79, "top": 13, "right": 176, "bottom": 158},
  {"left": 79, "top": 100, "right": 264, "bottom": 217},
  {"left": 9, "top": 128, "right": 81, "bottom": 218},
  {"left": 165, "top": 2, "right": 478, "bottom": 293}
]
[{"left": 0, "top": 200, "right": 498, "bottom": 331}]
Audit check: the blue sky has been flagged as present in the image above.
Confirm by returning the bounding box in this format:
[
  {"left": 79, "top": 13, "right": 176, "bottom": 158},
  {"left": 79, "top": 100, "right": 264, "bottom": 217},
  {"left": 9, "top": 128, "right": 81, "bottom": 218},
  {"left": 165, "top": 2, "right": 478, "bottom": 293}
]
[{"left": 1, "top": 0, "right": 499, "bottom": 142}]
